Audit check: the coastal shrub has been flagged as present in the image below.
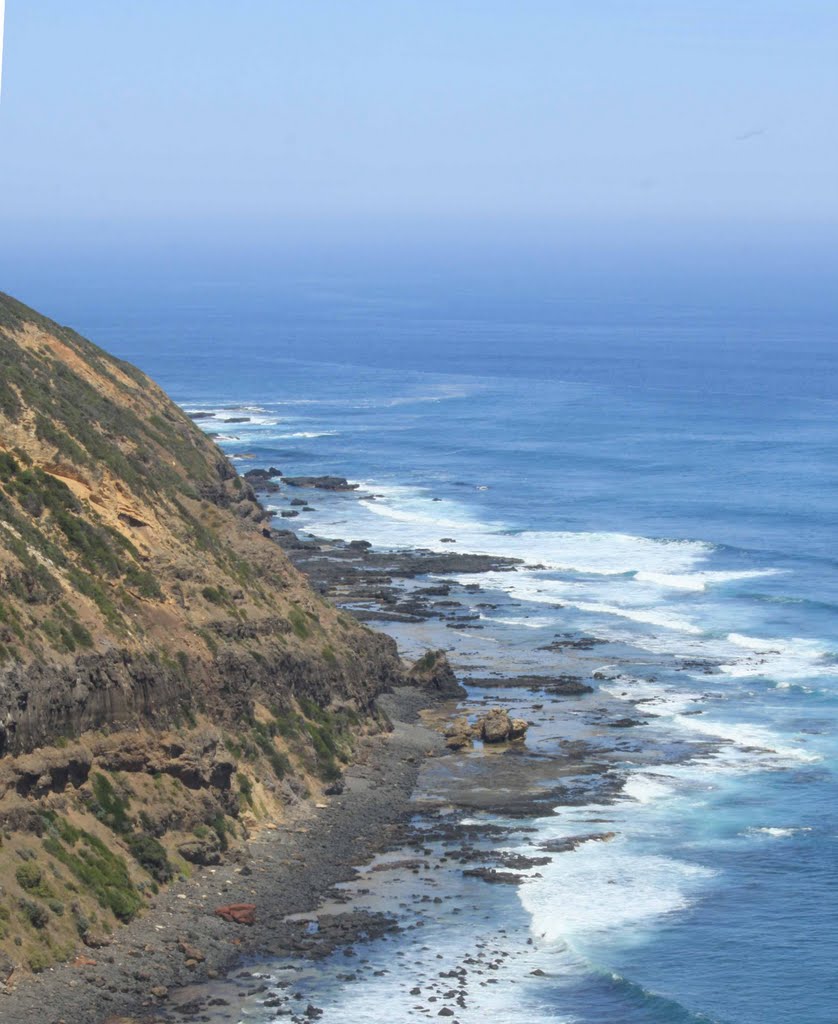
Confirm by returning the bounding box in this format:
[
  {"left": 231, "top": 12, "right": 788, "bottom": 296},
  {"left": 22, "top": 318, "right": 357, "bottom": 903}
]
[
  {"left": 236, "top": 772, "right": 253, "bottom": 808},
  {"left": 211, "top": 814, "right": 229, "bottom": 852},
  {"left": 42, "top": 830, "right": 143, "bottom": 922},
  {"left": 0, "top": 451, "right": 19, "bottom": 480},
  {"left": 413, "top": 650, "right": 439, "bottom": 672},
  {"left": 267, "top": 749, "right": 291, "bottom": 779},
  {"left": 69, "top": 620, "right": 93, "bottom": 648},
  {"left": 125, "top": 566, "right": 162, "bottom": 600},
  {"left": 15, "top": 861, "right": 55, "bottom": 899},
  {"left": 126, "top": 834, "right": 173, "bottom": 883},
  {"left": 90, "top": 772, "right": 131, "bottom": 834},
  {"left": 288, "top": 607, "right": 310, "bottom": 639},
  {"left": 202, "top": 585, "right": 224, "bottom": 605},
  {"left": 304, "top": 721, "right": 342, "bottom": 781},
  {"left": 19, "top": 898, "right": 50, "bottom": 929},
  {"left": 27, "top": 947, "right": 53, "bottom": 973},
  {"left": 299, "top": 696, "right": 329, "bottom": 724},
  {"left": 271, "top": 710, "right": 300, "bottom": 738},
  {"left": 40, "top": 811, "right": 81, "bottom": 846}
]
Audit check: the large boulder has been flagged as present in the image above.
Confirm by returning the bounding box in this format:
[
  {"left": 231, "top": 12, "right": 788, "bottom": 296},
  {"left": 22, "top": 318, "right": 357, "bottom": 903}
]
[
  {"left": 508, "top": 718, "right": 529, "bottom": 740},
  {"left": 475, "top": 708, "right": 528, "bottom": 744},
  {"left": 214, "top": 903, "right": 256, "bottom": 925},
  {"left": 408, "top": 650, "right": 466, "bottom": 698},
  {"left": 443, "top": 716, "right": 473, "bottom": 750},
  {"left": 479, "top": 708, "right": 513, "bottom": 743}
]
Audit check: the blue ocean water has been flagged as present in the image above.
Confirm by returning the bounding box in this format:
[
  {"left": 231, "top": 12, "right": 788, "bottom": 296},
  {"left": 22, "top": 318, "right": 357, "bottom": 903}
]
[{"left": 62, "top": 270, "right": 837, "bottom": 1024}]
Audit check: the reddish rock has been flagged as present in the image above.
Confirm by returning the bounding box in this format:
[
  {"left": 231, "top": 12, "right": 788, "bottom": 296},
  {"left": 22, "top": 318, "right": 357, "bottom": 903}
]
[
  {"left": 214, "top": 903, "right": 257, "bottom": 925},
  {"left": 178, "top": 940, "right": 206, "bottom": 962}
]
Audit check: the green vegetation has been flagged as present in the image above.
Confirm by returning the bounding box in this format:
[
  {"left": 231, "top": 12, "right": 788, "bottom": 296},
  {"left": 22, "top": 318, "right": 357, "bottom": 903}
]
[
  {"left": 19, "top": 898, "right": 50, "bottom": 929},
  {"left": 236, "top": 772, "right": 253, "bottom": 809},
  {"left": 83, "top": 773, "right": 173, "bottom": 882},
  {"left": 288, "top": 606, "right": 311, "bottom": 639},
  {"left": 15, "top": 861, "right": 56, "bottom": 899},
  {"left": 125, "top": 833, "right": 173, "bottom": 883},
  {"left": 413, "top": 649, "right": 440, "bottom": 672},
  {"left": 42, "top": 828, "right": 143, "bottom": 922},
  {"left": 297, "top": 697, "right": 359, "bottom": 781},
  {"left": 90, "top": 772, "right": 132, "bottom": 833}
]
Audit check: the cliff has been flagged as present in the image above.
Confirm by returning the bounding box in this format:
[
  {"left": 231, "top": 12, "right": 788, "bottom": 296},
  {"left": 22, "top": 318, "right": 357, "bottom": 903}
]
[{"left": 0, "top": 291, "right": 404, "bottom": 977}]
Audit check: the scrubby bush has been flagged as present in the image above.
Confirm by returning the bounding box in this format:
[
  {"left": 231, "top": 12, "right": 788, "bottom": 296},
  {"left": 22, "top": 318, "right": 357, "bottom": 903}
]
[{"left": 126, "top": 834, "right": 173, "bottom": 883}]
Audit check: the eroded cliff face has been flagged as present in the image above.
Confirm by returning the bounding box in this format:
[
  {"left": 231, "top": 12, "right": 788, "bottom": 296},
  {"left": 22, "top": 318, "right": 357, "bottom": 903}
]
[{"left": 0, "top": 291, "right": 405, "bottom": 977}]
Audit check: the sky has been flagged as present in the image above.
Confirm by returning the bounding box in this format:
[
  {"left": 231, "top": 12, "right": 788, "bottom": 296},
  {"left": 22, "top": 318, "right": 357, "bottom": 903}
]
[{"left": 0, "top": 0, "right": 836, "bottom": 315}]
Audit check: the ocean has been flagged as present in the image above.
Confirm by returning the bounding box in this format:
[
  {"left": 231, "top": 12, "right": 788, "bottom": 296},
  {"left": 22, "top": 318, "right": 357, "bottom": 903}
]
[{"left": 51, "top": 259, "right": 838, "bottom": 1024}]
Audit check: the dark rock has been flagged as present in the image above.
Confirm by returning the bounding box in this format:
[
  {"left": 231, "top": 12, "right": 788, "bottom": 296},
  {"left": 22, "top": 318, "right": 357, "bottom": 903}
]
[
  {"left": 464, "top": 674, "right": 593, "bottom": 695},
  {"left": 0, "top": 950, "right": 14, "bottom": 985},
  {"left": 173, "top": 838, "right": 220, "bottom": 867},
  {"left": 284, "top": 476, "right": 359, "bottom": 492},
  {"left": 463, "top": 867, "right": 526, "bottom": 885},
  {"left": 408, "top": 651, "right": 466, "bottom": 699}
]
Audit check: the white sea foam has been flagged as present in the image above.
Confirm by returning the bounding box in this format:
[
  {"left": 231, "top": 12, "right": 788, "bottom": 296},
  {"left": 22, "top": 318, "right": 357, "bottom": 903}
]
[
  {"left": 559, "top": 600, "right": 704, "bottom": 634},
  {"left": 276, "top": 431, "right": 338, "bottom": 439},
  {"left": 356, "top": 486, "right": 711, "bottom": 574},
  {"left": 599, "top": 677, "right": 705, "bottom": 717},
  {"left": 282, "top": 478, "right": 836, "bottom": 696},
  {"left": 520, "top": 840, "right": 714, "bottom": 945},
  {"left": 621, "top": 774, "right": 677, "bottom": 804},
  {"left": 635, "top": 569, "right": 780, "bottom": 591},
  {"left": 670, "top": 715, "right": 821, "bottom": 765},
  {"left": 189, "top": 407, "right": 281, "bottom": 427},
  {"left": 490, "top": 615, "right": 556, "bottom": 630},
  {"left": 747, "top": 826, "right": 812, "bottom": 838},
  {"left": 719, "top": 633, "right": 834, "bottom": 682}
]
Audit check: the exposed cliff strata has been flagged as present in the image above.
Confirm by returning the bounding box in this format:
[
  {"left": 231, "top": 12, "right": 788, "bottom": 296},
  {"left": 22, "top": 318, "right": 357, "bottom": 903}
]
[{"left": 0, "top": 291, "right": 407, "bottom": 977}]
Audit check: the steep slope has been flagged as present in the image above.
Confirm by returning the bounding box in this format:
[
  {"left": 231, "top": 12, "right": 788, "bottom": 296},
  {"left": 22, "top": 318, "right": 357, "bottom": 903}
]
[{"left": 0, "top": 291, "right": 404, "bottom": 976}]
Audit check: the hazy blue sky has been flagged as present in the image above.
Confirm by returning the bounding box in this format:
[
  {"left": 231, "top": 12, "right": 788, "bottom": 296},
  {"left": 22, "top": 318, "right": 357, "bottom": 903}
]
[{"left": 1, "top": 0, "right": 835, "bottom": 248}]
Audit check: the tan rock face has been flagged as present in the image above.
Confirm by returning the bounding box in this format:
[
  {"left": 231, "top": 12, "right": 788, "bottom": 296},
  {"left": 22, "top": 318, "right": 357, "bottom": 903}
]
[
  {"left": 509, "top": 718, "right": 529, "bottom": 740},
  {"left": 475, "top": 708, "right": 528, "bottom": 744},
  {"left": 478, "top": 708, "right": 514, "bottom": 743},
  {"left": 0, "top": 290, "right": 404, "bottom": 757},
  {"left": 0, "top": 291, "right": 407, "bottom": 973},
  {"left": 443, "top": 716, "right": 474, "bottom": 750}
]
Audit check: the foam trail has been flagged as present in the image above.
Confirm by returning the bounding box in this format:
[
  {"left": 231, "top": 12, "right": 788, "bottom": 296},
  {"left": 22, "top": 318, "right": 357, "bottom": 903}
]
[{"left": 520, "top": 841, "right": 715, "bottom": 945}]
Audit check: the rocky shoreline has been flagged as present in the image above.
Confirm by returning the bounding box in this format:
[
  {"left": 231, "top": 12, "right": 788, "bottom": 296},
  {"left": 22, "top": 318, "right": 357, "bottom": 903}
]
[
  {"left": 3, "top": 472, "right": 708, "bottom": 1024},
  {"left": 1, "top": 687, "right": 446, "bottom": 1024}
]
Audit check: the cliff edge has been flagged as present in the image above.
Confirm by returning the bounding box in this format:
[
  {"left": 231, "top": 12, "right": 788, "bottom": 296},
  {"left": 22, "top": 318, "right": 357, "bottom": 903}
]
[{"left": 0, "top": 292, "right": 403, "bottom": 978}]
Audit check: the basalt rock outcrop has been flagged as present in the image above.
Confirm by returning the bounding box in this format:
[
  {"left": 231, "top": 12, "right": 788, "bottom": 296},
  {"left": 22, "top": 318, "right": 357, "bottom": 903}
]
[
  {"left": 407, "top": 650, "right": 466, "bottom": 699},
  {"left": 0, "top": 291, "right": 403, "bottom": 750}
]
